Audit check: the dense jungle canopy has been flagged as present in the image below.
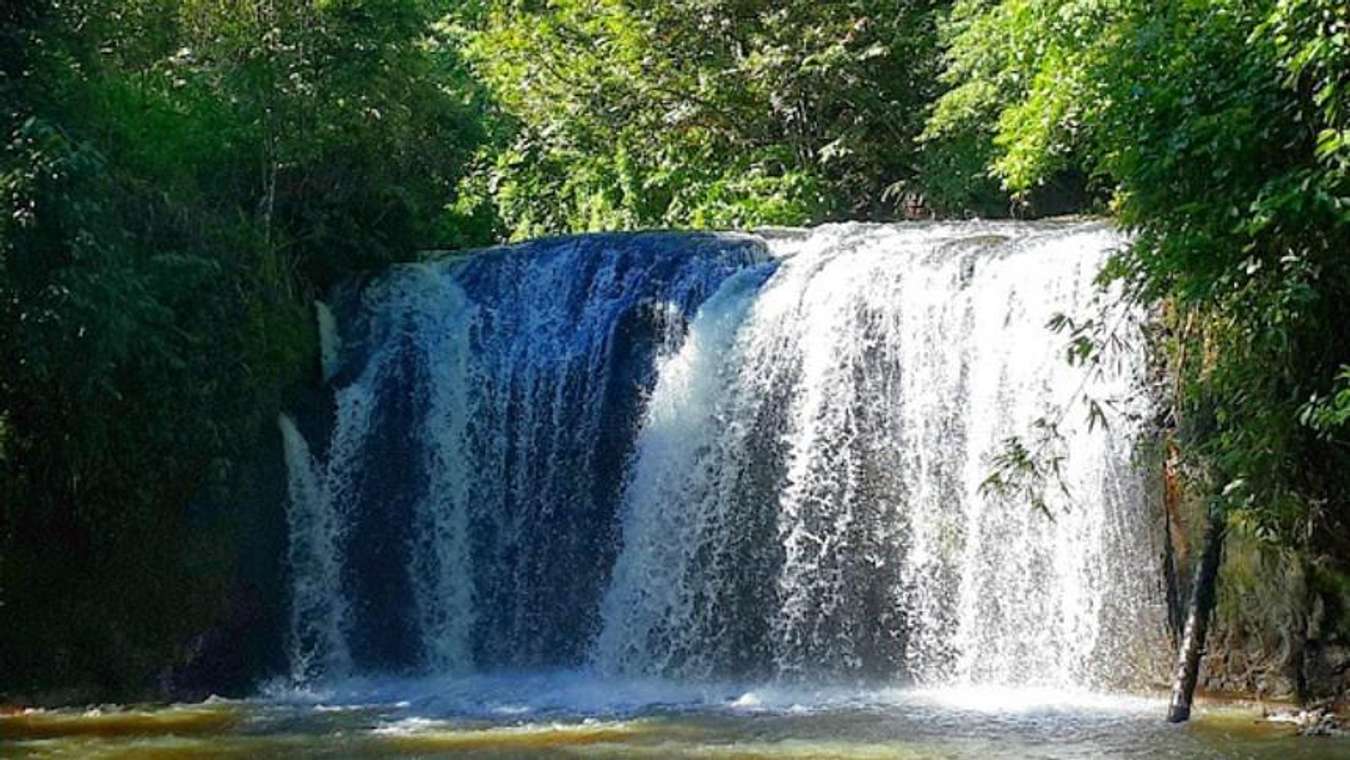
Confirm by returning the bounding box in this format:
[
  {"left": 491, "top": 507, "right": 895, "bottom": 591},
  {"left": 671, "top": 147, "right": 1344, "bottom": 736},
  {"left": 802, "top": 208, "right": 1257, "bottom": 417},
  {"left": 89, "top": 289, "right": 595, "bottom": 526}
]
[{"left": 1, "top": 0, "right": 1348, "bottom": 699}]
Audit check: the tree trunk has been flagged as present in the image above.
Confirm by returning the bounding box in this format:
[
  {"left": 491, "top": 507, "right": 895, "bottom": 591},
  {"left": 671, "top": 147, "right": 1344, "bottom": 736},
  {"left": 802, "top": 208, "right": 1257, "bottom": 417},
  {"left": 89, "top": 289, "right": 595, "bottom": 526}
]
[{"left": 1166, "top": 510, "right": 1226, "bottom": 723}]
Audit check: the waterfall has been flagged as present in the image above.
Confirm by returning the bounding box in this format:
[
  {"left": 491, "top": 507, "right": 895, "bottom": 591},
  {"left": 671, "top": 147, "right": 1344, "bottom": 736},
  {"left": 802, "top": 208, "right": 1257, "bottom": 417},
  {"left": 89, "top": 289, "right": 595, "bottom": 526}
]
[
  {"left": 281, "top": 221, "right": 1165, "bottom": 689},
  {"left": 282, "top": 232, "right": 768, "bottom": 675},
  {"left": 279, "top": 413, "right": 353, "bottom": 681}
]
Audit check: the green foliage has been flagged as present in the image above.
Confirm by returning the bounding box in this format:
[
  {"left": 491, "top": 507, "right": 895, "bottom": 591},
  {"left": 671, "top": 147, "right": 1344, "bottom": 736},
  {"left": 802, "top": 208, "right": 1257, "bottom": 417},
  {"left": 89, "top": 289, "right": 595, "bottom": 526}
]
[
  {"left": 461, "top": 0, "right": 949, "bottom": 236},
  {"left": 930, "top": 0, "right": 1350, "bottom": 569},
  {"left": 979, "top": 421, "right": 1070, "bottom": 519},
  {"left": 1301, "top": 367, "right": 1350, "bottom": 438}
]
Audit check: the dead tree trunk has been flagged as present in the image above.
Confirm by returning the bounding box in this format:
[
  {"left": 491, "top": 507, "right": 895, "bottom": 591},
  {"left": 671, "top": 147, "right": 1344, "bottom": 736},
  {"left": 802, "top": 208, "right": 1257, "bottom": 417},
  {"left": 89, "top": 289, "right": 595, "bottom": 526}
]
[{"left": 1167, "top": 510, "right": 1226, "bottom": 723}]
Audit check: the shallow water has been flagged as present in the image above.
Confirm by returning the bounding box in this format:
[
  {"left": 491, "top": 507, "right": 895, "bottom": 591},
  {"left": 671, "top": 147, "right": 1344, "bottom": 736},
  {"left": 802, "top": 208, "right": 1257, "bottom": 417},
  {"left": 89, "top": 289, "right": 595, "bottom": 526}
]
[{"left": 4, "top": 676, "right": 1346, "bottom": 759}]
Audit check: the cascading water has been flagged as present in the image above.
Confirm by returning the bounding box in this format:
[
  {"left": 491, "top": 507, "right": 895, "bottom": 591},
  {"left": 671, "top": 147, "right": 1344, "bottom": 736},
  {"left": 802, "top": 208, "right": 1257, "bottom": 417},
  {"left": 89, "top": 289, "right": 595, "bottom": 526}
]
[
  {"left": 596, "top": 222, "right": 1163, "bottom": 689},
  {"left": 281, "top": 221, "right": 1167, "bottom": 691},
  {"left": 281, "top": 232, "right": 768, "bottom": 680}
]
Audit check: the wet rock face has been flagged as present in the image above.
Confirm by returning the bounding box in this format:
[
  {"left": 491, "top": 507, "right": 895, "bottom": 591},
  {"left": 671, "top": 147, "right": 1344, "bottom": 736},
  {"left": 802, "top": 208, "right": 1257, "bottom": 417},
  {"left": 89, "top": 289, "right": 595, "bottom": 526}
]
[
  {"left": 1197, "top": 621, "right": 1350, "bottom": 707},
  {"left": 1296, "top": 589, "right": 1350, "bottom": 706},
  {"left": 1302, "top": 603, "right": 1350, "bottom": 705},
  {"left": 1263, "top": 704, "right": 1348, "bottom": 737},
  {"left": 1299, "top": 711, "right": 1346, "bottom": 737},
  {"left": 162, "top": 583, "right": 269, "bottom": 702},
  {"left": 1178, "top": 541, "right": 1350, "bottom": 706},
  {"left": 1197, "top": 629, "right": 1297, "bottom": 701}
]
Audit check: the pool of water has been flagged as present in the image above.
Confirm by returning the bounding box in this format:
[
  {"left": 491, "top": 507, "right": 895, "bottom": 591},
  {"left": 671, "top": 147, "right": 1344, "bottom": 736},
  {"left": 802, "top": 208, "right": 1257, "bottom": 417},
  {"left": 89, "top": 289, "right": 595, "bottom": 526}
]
[{"left": 3, "top": 674, "right": 1345, "bottom": 759}]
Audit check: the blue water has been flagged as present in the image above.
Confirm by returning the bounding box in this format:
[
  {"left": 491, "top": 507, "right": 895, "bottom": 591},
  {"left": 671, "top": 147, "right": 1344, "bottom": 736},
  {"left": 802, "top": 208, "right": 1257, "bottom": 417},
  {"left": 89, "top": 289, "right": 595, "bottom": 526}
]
[{"left": 5, "top": 676, "right": 1345, "bottom": 758}]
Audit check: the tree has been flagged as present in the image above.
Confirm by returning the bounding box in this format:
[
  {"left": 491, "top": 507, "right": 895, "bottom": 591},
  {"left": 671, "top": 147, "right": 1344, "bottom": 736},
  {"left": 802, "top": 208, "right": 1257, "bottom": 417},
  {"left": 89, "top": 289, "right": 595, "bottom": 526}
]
[
  {"left": 461, "top": 0, "right": 949, "bottom": 236},
  {"left": 0, "top": 0, "right": 490, "bottom": 697}
]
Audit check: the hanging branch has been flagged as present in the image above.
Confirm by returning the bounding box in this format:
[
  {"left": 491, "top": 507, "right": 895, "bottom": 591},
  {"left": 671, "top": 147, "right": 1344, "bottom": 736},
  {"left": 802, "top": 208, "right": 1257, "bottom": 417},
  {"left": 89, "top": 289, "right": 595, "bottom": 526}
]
[{"left": 979, "top": 286, "right": 1144, "bottom": 518}]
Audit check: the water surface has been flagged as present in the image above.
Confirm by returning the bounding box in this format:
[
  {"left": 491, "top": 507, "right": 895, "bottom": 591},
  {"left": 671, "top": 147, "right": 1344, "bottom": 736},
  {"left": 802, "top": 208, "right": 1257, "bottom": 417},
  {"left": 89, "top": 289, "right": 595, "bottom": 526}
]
[{"left": 4, "top": 676, "right": 1344, "bottom": 759}]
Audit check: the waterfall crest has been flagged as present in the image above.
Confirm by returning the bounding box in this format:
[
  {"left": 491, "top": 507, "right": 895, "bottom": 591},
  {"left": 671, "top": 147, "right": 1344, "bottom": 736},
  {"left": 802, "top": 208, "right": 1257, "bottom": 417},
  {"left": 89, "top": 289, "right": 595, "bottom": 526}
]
[{"left": 282, "top": 222, "right": 1165, "bottom": 689}]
